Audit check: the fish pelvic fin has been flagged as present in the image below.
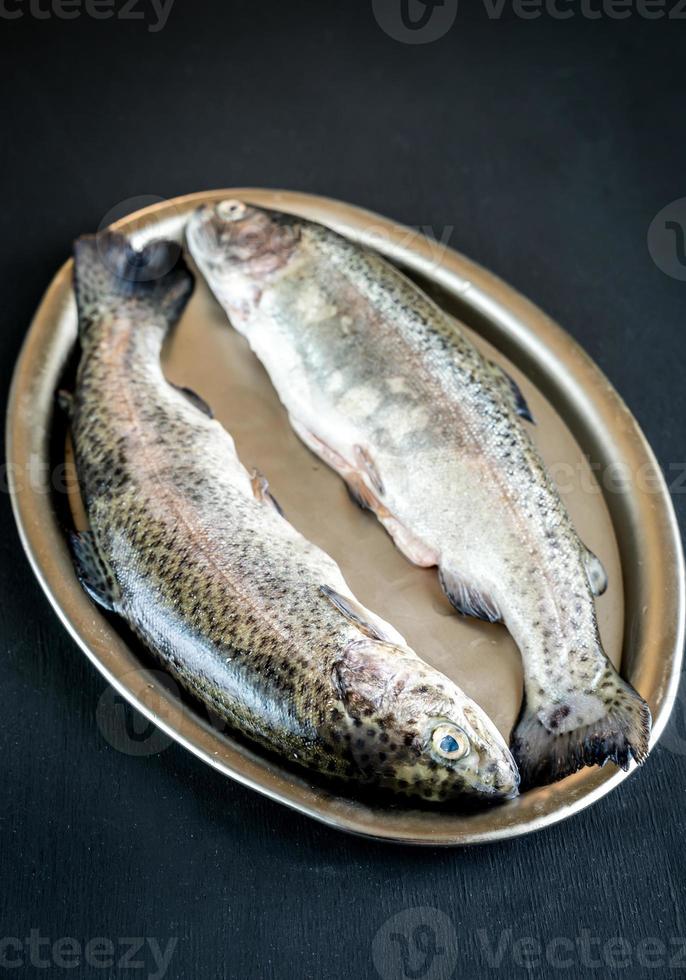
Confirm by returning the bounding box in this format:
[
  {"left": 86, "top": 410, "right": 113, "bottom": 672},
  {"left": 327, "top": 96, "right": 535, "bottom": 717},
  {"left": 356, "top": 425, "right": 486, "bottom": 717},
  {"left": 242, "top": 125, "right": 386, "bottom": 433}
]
[
  {"left": 439, "top": 568, "right": 502, "bottom": 623},
  {"left": 57, "top": 389, "right": 74, "bottom": 421},
  {"left": 511, "top": 669, "right": 651, "bottom": 789},
  {"left": 73, "top": 232, "right": 194, "bottom": 338},
  {"left": 171, "top": 383, "right": 214, "bottom": 419}
]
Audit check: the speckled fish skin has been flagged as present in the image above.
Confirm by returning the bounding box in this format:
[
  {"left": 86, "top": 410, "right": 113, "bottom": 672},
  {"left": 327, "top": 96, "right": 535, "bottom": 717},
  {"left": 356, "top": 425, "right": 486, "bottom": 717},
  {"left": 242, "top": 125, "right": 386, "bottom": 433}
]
[
  {"left": 66, "top": 231, "right": 520, "bottom": 804},
  {"left": 187, "top": 201, "right": 652, "bottom": 788}
]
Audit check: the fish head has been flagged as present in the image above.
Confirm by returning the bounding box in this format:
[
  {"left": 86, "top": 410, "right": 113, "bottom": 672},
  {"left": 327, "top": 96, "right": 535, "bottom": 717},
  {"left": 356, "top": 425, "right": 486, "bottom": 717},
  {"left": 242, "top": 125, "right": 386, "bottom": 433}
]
[
  {"left": 335, "top": 641, "right": 519, "bottom": 804},
  {"left": 186, "top": 200, "right": 299, "bottom": 318}
]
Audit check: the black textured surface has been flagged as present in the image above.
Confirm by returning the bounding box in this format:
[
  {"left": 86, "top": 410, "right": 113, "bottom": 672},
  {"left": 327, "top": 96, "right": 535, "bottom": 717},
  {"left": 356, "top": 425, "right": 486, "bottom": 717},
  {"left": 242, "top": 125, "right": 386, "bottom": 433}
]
[{"left": 2, "top": 4, "right": 685, "bottom": 979}]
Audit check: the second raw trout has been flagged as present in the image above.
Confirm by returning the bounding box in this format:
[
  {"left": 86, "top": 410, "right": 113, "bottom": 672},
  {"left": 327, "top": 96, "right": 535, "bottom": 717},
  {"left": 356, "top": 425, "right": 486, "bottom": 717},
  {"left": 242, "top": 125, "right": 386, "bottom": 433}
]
[{"left": 187, "top": 200, "right": 651, "bottom": 788}]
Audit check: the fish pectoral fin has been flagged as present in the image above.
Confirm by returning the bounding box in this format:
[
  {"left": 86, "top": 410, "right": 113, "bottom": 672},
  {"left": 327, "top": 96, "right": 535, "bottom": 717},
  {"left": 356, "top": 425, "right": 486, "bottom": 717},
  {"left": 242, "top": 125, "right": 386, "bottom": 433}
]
[
  {"left": 583, "top": 546, "right": 608, "bottom": 597},
  {"left": 171, "top": 383, "right": 214, "bottom": 419},
  {"left": 439, "top": 568, "right": 502, "bottom": 623},
  {"left": 250, "top": 469, "right": 284, "bottom": 516},
  {"left": 332, "top": 642, "right": 398, "bottom": 716},
  {"left": 320, "top": 585, "right": 395, "bottom": 643},
  {"left": 69, "top": 531, "right": 121, "bottom": 612}
]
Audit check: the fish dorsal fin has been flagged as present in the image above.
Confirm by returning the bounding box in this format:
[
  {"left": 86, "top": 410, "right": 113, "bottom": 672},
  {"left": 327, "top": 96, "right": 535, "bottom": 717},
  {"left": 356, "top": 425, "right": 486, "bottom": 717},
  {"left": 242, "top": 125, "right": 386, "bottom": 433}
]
[
  {"left": 69, "top": 531, "right": 121, "bottom": 612},
  {"left": 439, "top": 568, "right": 502, "bottom": 623},
  {"left": 583, "top": 546, "right": 608, "bottom": 596},
  {"left": 320, "top": 585, "right": 393, "bottom": 642},
  {"left": 504, "top": 370, "right": 534, "bottom": 424},
  {"left": 172, "top": 383, "right": 214, "bottom": 419},
  {"left": 491, "top": 362, "right": 534, "bottom": 424},
  {"left": 250, "top": 469, "right": 284, "bottom": 516}
]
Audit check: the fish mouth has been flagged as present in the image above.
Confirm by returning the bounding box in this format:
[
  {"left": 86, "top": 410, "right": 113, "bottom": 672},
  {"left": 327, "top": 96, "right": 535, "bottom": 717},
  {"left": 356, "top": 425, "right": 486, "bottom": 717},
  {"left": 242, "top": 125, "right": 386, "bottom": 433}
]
[
  {"left": 464, "top": 745, "right": 520, "bottom": 801},
  {"left": 462, "top": 711, "right": 521, "bottom": 800},
  {"left": 186, "top": 204, "right": 225, "bottom": 262},
  {"left": 473, "top": 760, "right": 520, "bottom": 801}
]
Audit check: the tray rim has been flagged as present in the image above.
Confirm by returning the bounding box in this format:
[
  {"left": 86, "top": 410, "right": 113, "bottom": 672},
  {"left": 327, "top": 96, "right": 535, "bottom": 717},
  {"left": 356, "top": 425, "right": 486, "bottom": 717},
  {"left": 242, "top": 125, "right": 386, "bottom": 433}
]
[{"left": 6, "top": 188, "right": 685, "bottom": 846}]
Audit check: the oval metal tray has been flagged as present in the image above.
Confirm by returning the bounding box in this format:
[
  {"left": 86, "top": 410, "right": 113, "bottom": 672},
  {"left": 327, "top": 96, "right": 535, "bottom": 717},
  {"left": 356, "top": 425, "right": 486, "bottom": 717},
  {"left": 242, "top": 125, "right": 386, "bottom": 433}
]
[{"left": 7, "top": 190, "right": 684, "bottom": 845}]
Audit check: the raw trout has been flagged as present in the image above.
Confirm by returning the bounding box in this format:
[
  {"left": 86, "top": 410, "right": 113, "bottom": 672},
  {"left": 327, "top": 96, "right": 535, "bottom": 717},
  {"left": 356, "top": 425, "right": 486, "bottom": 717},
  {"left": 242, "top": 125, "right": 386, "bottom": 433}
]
[
  {"left": 187, "top": 200, "right": 651, "bottom": 788},
  {"left": 65, "top": 231, "right": 519, "bottom": 804}
]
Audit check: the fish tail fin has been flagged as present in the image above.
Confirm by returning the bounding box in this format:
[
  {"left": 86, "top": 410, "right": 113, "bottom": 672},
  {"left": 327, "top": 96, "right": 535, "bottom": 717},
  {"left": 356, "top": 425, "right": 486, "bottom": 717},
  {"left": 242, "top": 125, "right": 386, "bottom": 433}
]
[
  {"left": 511, "top": 668, "right": 651, "bottom": 789},
  {"left": 73, "top": 231, "right": 194, "bottom": 338}
]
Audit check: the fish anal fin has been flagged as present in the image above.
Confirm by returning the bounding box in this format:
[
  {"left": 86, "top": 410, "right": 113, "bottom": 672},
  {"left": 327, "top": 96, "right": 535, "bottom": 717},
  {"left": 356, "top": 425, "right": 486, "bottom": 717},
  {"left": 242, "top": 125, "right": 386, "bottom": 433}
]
[
  {"left": 172, "top": 383, "right": 214, "bottom": 419},
  {"left": 69, "top": 531, "right": 121, "bottom": 612},
  {"left": 354, "top": 445, "right": 384, "bottom": 495},
  {"left": 250, "top": 469, "right": 284, "bottom": 516},
  {"left": 439, "top": 568, "right": 502, "bottom": 623},
  {"left": 583, "top": 546, "right": 608, "bottom": 597},
  {"left": 320, "top": 585, "right": 395, "bottom": 643}
]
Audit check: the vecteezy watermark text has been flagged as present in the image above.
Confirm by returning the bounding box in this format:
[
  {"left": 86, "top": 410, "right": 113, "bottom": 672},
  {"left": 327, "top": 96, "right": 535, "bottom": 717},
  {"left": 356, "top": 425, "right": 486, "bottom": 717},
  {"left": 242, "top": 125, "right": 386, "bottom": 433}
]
[
  {"left": 373, "top": 0, "right": 686, "bottom": 44},
  {"left": 0, "top": 933, "right": 177, "bottom": 978},
  {"left": 0, "top": 0, "right": 175, "bottom": 32},
  {"left": 477, "top": 928, "right": 686, "bottom": 970}
]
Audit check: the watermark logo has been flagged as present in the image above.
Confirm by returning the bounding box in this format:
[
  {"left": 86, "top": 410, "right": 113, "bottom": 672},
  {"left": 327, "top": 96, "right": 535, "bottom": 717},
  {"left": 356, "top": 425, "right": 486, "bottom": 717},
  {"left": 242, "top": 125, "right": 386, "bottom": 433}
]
[
  {"left": 372, "top": 907, "right": 458, "bottom": 980},
  {"left": 372, "top": 0, "right": 459, "bottom": 43},
  {"left": 96, "top": 194, "right": 182, "bottom": 282},
  {"left": 648, "top": 197, "right": 686, "bottom": 282},
  {"left": 95, "top": 668, "right": 177, "bottom": 756}
]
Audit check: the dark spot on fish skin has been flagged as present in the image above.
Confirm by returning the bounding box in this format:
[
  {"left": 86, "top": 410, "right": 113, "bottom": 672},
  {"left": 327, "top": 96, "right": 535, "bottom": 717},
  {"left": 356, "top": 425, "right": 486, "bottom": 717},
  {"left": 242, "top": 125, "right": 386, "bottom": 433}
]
[{"left": 548, "top": 705, "right": 571, "bottom": 730}]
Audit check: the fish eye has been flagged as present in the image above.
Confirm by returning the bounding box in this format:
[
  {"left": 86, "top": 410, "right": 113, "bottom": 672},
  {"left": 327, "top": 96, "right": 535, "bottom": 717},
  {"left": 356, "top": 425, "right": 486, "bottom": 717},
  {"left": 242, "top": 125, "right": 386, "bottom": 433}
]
[
  {"left": 431, "top": 724, "right": 470, "bottom": 761},
  {"left": 216, "top": 200, "right": 247, "bottom": 222}
]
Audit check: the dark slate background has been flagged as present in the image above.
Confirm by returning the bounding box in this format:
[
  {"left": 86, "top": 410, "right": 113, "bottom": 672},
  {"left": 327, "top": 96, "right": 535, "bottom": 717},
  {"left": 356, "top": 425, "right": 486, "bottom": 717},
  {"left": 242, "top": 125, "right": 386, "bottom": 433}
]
[{"left": 1, "top": 3, "right": 685, "bottom": 979}]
